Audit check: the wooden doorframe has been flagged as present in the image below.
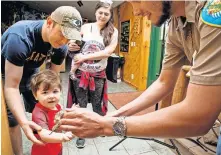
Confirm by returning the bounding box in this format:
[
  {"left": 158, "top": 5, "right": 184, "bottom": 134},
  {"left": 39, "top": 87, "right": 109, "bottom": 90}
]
[{"left": 1, "top": 80, "right": 14, "bottom": 155}]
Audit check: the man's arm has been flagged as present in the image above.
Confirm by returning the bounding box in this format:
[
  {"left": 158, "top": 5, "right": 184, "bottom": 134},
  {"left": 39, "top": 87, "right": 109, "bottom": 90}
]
[
  {"left": 4, "top": 60, "right": 27, "bottom": 125},
  {"left": 60, "top": 76, "right": 221, "bottom": 138},
  {"left": 105, "top": 83, "right": 221, "bottom": 138},
  {"left": 50, "top": 63, "right": 61, "bottom": 74},
  {"left": 109, "top": 68, "right": 181, "bottom": 116},
  {"left": 4, "top": 60, "right": 43, "bottom": 144},
  {"left": 111, "top": 13, "right": 221, "bottom": 138}
]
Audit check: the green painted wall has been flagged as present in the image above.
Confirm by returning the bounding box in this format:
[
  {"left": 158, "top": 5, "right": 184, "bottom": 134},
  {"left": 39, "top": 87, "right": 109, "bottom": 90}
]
[{"left": 147, "top": 25, "right": 164, "bottom": 87}]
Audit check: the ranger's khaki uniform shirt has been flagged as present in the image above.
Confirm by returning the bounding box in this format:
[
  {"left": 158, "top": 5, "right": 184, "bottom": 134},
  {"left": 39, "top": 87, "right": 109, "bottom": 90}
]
[{"left": 162, "top": 1, "right": 221, "bottom": 85}]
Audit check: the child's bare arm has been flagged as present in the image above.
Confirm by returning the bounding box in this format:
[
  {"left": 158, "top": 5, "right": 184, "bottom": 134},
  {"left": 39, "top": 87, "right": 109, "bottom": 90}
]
[{"left": 38, "top": 129, "right": 74, "bottom": 143}]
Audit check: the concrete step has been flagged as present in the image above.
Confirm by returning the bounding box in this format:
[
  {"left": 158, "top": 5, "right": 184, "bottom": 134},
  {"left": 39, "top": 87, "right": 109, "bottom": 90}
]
[
  {"left": 165, "top": 138, "right": 216, "bottom": 155},
  {"left": 166, "top": 122, "right": 219, "bottom": 155}
]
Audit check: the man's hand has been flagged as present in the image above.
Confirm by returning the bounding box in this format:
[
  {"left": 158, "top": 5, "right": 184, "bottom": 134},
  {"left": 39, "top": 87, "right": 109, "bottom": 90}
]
[
  {"left": 59, "top": 107, "right": 105, "bottom": 138},
  {"left": 21, "top": 121, "right": 44, "bottom": 145}
]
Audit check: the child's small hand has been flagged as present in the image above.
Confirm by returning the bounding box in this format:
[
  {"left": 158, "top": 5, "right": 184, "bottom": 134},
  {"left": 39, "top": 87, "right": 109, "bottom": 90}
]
[
  {"left": 62, "top": 132, "right": 74, "bottom": 142},
  {"left": 71, "top": 104, "right": 80, "bottom": 109}
]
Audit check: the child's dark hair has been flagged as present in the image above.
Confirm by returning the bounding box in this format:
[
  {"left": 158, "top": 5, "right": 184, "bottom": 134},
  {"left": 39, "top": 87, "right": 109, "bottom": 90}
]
[{"left": 30, "top": 69, "right": 62, "bottom": 96}]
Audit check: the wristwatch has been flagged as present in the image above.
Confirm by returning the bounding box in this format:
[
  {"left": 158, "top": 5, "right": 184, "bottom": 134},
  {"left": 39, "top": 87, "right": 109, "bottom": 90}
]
[{"left": 112, "top": 116, "right": 127, "bottom": 137}]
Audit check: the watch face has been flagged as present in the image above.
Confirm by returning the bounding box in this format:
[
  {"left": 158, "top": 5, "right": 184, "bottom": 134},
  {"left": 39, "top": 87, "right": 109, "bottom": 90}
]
[
  {"left": 115, "top": 126, "right": 121, "bottom": 134},
  {"left": 113, "top": 117, "right": 126, "bottom": 137},
  {"left": 114, "top": 122, "right": 124, "bottom": 135}
]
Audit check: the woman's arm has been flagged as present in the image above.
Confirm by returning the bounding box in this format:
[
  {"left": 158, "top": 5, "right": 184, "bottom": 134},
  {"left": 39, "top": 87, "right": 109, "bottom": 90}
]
[
  {"left": 108, "top": 68, "right": 180, "bottom": 116},
  {"left": 75, "top": 28, "right": 118, "bottom": 63}
]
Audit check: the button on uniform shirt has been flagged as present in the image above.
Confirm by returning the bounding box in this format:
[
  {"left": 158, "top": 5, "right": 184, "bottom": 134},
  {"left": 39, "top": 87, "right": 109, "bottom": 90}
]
[{"left": 162, "top": 1, "right": 221, "bottom": 85}]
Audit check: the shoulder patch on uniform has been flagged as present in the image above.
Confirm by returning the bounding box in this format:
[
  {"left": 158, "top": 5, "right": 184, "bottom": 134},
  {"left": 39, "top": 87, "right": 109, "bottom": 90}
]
[{"left": 200, "top": 0, "right": 221, "bottom": 28}]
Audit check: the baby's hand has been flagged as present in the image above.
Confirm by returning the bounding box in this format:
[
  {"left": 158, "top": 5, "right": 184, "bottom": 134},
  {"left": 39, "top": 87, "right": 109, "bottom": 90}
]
[
  {"left": 74, "top": 53, "right": 86, "bottom": 64},
  {"left": 62, "top": 132, "right": 74, "bottom": 142},
  {"left": 74, "top": 53, "right": 83, "bottom": 61}
]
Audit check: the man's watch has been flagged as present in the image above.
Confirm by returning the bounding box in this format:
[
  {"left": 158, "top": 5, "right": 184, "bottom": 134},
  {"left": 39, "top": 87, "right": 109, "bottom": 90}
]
[{"left": 112, "top": 116, "right": 127, "bottom": 137}]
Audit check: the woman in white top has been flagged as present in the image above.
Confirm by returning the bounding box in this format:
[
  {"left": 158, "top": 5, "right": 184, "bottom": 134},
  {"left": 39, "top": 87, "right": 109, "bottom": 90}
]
[{"left": 67, "top": 0, "right": 118, "bottom": 148}]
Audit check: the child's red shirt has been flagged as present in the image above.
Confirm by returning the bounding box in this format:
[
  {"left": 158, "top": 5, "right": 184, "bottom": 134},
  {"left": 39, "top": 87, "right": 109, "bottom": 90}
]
[{"left": 31, "top": 103, "right": 62, "bottom": 155}]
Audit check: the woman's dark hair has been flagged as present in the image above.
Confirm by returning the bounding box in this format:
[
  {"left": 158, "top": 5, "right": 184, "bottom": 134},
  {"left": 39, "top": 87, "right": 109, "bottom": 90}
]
[{"left": 95, "top": 2, "right": 114, "bottom": 46}]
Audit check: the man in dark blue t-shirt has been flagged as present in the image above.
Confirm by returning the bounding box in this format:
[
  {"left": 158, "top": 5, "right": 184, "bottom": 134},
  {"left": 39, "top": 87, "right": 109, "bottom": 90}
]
[{"left": 1, "top": 6, "right": 82, "bottom": 154}]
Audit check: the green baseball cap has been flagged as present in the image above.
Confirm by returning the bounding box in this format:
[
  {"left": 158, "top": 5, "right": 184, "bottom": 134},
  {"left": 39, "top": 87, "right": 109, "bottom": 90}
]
[{"left": 51, "top": 6, "right": 82, "bottom": 42}]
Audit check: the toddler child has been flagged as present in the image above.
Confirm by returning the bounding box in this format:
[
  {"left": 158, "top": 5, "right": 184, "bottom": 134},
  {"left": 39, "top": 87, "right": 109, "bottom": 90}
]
[{"left": 30, "top": 69, "right": 74, "bottom": 155}]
